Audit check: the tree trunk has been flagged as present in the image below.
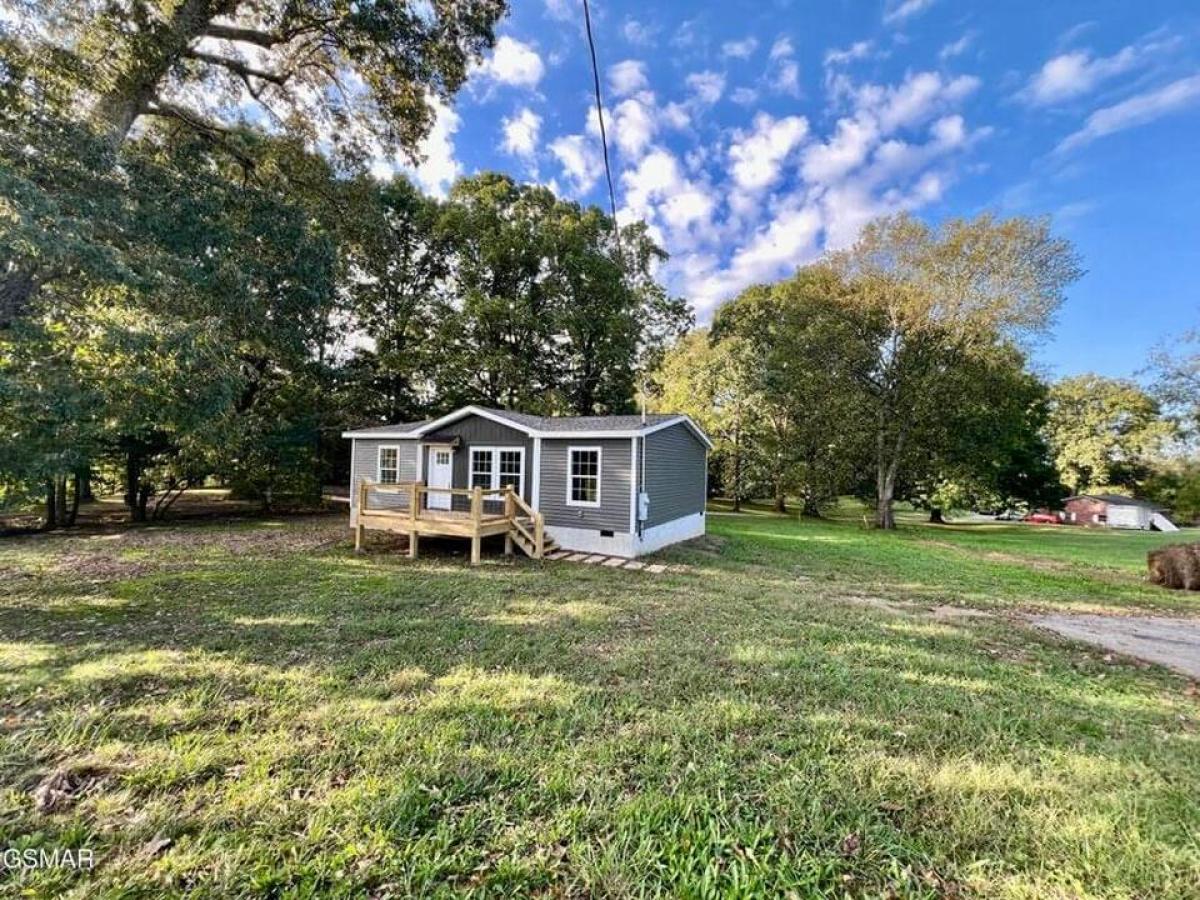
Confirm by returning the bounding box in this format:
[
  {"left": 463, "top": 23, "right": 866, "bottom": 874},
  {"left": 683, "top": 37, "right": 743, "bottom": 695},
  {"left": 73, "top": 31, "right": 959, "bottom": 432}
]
[
  {"left": 80, "top": 468, "right": 95, "bottom": 503},
  {"left": 136, "top": 484, "right": 152, "bottom": 523},
  {"left": 773, "top": 484, "right": 787, "bottom": 514},
  {"left": 54, "top": 474, "right": 68, "bottom": 526},
  {"left": 801, "top": 493, "right": 823, "bottom": 518},
  {"left": 66, "top": 473, "right": 82, "bottom": 526},
  {"left": 0, "top": 266, "right": 37, "bottom": 330},
  {"left": 928, "top": 507, "right": 945, "bottom": 524},
  {"left": 42, "top": 480, "right": 58, "bottom": 531},
  {"left": 730, "top": 423, "right": 743, "bottom": 512},
  {"left": 875, "top": 476, "right": 896, "bottom": 530},
  {"left": 92, "top": 0, "right": 233, "bottom": 147},
  {"left": 125, "top": 452, "right": 149, "bottom": 522}
]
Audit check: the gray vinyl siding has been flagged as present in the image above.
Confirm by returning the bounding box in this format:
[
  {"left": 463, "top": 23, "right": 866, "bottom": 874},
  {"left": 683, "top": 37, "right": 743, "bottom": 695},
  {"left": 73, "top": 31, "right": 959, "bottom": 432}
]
[
  {"left": 539, "top": 438, "right": 632, "bottom": 532},
  {"left": 644, "top": 422, "right": 706, "bottom": 528},
  {"left": 428, "top": 414, "right": 534, "bottom": 513},
  {"left": 350, "top": 439, "right": 418, "bottom": 515}
]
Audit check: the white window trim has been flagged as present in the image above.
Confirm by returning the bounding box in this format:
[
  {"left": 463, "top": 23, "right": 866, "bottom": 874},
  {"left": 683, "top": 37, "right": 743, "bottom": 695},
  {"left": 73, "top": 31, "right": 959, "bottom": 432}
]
[
  {"left": 377, "top": 444, "right": 402, "bottom": 484},
  {"left": 467, "top": 446, "right": 525, "bottom": 497},
  {"left": 566, "top": 446, "right": 603, "bottom": 508}
]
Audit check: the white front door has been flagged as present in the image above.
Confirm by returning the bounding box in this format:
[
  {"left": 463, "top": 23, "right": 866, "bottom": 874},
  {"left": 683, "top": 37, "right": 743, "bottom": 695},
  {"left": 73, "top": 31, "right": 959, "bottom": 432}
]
[{"left": 426, "top": 448, "right": 453, "bottom": 510}]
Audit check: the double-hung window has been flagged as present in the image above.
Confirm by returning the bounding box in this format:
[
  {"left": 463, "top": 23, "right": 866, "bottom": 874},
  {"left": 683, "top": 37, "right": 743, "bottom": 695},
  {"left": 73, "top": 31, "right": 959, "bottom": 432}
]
[
  {"left": 470, "top": 449, "right": 494, "bottom": 490},
  {"left": 469, "top": 447, "right": 525, "bottom": 496},
  {"left": 567, "top": 447, "right": 601, "bottom": 507},
  {"left": 498, "top": 450, "right": 523, "bottom": 492},
  {"left": 378, "top": 447, "right": 400, "bottom": 484}
]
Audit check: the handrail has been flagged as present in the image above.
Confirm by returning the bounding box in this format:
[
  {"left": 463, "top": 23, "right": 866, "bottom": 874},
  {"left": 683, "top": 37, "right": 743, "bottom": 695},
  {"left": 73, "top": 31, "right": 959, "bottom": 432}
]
[{"left": 508, "top": 488, "right": 545, "bottom": 558}]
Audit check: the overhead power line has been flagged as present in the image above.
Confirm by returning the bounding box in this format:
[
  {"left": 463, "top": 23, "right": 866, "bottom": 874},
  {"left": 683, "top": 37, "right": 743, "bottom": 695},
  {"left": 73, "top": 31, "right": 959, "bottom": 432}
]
[{"left": 581, "top": 0, "right": 621, "bottom": 249}]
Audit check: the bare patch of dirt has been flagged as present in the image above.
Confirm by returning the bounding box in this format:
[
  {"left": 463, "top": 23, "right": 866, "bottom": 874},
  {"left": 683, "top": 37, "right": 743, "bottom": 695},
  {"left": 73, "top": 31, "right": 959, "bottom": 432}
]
[
  {"left": 10, "top": 516, "right": 348, "bottom": 584},
  {"left": 930, "top": 605, "right": 994, "bottom": 621},
  {"left": 32, "top": 765, "right": 111, "bottom": 813}
]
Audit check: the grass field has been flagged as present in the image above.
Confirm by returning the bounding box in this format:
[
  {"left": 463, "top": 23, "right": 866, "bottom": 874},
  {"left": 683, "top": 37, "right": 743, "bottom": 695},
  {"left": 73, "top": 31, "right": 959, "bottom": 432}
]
[{"left": 0, "top": 507, "right": 1198, "bottom": 897}]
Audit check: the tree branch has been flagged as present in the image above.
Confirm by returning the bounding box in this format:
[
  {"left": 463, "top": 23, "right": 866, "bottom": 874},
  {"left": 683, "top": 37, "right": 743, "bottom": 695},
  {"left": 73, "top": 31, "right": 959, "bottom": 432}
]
[
  {"left": 184, "top": 49, "right": 289, "bottom": 85},
  {"left": 201, "top": 23, "right": 288, "bottom": 48}
]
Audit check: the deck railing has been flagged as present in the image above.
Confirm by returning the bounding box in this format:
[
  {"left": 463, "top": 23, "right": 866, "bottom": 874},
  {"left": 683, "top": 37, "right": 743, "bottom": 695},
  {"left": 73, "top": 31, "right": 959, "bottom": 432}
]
[{"left": 354, "top": 480, "right": 545, "bottom": 562}]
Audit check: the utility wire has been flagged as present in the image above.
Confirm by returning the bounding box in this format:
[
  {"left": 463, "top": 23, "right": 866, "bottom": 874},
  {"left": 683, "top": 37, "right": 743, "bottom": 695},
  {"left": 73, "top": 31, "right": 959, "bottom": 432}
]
[{"left": 581, "top": 0, "right": 621, "bottom": 252}]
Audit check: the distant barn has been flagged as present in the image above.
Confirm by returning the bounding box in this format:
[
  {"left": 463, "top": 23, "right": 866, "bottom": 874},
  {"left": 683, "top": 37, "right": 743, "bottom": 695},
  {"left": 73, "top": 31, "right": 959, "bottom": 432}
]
[{"left": 1063, "top": 494, "right": 1178, "bottom": 532}]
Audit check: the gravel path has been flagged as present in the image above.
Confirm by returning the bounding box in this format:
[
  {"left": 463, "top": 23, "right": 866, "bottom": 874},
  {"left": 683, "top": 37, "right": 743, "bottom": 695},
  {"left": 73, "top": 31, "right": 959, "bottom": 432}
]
[{"left": 1031, "top": 614, "right": 1200, "bottom": 679}]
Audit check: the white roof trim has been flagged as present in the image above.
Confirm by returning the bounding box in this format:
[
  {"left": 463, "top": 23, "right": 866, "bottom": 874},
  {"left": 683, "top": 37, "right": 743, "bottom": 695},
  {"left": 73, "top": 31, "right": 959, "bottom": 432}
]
[
  {"left": 342, "top": 407, "right": 714, "bottom": 449},
  {"left": 414, "top": 405, "right": 534, "bottom": 437},
  {"left": 341, "top": 430, "right": 423, "bottom": 439}
]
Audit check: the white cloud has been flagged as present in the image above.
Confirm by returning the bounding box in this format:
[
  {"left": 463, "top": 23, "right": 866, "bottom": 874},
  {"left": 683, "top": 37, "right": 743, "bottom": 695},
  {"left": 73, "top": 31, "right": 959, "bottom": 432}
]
[
  {"left": 769, "top": 36, "right": 794, "bottom": 61},
  {"left": 1024, "top": 48, "right": 1137, "bottom": 106},
  {"left": 612, "top": 93, "right": 658, "bottom": 158},
  {"left": 772, "top": 60, "right": 802, "bottom": 97},
  {"left": 801, "top": 115, "right": 879, "bottom": 185},
  {"left": 661, "top": 65, "right": 983, "bottom": 316},
  {"left": 721, "top": 37, "right": 759, "bottom": 60},
  {"left": 542, "top": 0, "right": 572, "bottom": 22},
  {"left": 730, "top": 87, "right": 759, "bottom": 106},
  {"left": 622, "top": 18, "right": 658, "bottom": 46},
  {"left": 549, "top": 133, "right": 603, "bottom": 192},
  {"left": 661, "top": 102, "right": 691, "bottom": 129},
  {"left": 728, "top": 112, "right": 809, "bottom": 192},
  {"left": 686, "top": 71, "right": 726, "bottom": 105},
  {"left": 825, "top": 41, "right": 873, "bottom": 67},
  {"left": 500, "top": 107, "right": 541, "bottom": 159},
  {"left": 1057, "top": 74, "right": 1200, "bottom": 153},
  {"left": 608, "top": 60, "right": 648, "bottom": 97},
  {"left": 939, "top": 32, "right": 975, "bottom": 60},
  {"left": 392, "top": 97, "right": 461, "bottom": 198},
  {"left": 883, "top": 0, "right": 936, "bottom": 26},
  {"left": 475, "top": 36, "right": 545, "bottom": 89}
]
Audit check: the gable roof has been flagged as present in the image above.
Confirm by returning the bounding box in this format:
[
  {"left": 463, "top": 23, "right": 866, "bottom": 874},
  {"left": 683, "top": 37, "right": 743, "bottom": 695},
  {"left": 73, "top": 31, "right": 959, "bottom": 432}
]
[
  {"left": 342, "top": 405, "right": 713, "bottom": 448},
  {"left": 1066, "top": 494, "right": 1164, "bottom": 510}
]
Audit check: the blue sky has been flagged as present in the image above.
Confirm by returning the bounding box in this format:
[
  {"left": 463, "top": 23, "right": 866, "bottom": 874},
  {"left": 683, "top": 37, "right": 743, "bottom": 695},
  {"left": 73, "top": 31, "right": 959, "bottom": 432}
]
[{"left": 398, "top": 0, "right": 1200, "bottom": 381}]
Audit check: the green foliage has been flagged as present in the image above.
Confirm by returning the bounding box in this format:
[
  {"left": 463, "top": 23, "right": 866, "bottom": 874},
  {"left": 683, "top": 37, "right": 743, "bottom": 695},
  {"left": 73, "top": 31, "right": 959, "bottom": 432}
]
[
  {"left": 652, "top": 329, "right": 761, "bottom": 507},
  {"left": 16, "top": 0, "right": 506, "bottom": 154},
  {"left": 829, "top": 213, "right": 1081, "bottom": 527},
  {"left": 418, "top": 173, "right": 689, "bottom": 416},
  {"left": 1046, "top": 374, "right": 1175, "bottom": 494},
  {"left": 1143, "top": 460, "right": 1200, "bottom": 525}
]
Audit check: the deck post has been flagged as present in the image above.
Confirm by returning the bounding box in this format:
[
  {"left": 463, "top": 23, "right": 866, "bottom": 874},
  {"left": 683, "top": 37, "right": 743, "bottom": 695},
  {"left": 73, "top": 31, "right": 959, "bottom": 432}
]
[
  {"left": 355, "top": 480, "right": 368, "bottom": 552},
  {"left": 408, "top": 532, "right": 418, "bottom": 559},
  {"left": 470, "top": 486, "right": 483, "bottom": 565},
  {"left": 409, "top": 482, "right": 419, "bottom": 523},
  {"left": 534, "top": 512, "right": 544, "bottom": 560},
  {"left": 503, "top": 487, "right": 514, "bottom": 556}
]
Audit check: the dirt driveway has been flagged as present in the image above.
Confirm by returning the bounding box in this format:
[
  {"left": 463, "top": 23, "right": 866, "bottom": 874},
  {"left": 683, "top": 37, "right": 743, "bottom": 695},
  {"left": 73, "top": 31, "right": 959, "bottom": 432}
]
[{"left": 1031, "top": 614, "right": 1200, "bottom": 680}]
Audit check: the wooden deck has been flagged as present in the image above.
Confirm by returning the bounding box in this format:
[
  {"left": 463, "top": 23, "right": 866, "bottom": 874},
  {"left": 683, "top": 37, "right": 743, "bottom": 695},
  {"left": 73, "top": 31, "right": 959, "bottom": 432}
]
[{"left": 353, "top": 481, "right": 557, "bottom": 564}]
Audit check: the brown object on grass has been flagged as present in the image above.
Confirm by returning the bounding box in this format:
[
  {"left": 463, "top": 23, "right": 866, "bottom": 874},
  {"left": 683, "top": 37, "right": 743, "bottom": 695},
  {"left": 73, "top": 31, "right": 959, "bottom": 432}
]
[{"left": 1148, "top": 543, "right": 1200, "bottom": 591}]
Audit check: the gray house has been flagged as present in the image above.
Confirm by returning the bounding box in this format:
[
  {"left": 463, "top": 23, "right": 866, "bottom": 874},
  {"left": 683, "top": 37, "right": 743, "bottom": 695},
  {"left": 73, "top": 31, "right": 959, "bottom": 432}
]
[{"left": 342, "top": 405, "right": 712, "bottom": 558}]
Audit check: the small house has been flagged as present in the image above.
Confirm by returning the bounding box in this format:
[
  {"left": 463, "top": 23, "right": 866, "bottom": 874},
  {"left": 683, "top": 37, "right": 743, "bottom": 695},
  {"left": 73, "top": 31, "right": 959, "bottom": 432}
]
[
  {"left": 1063, "top": 494, "right": 1178, "bottom": 532},
  {"left": 342, "top": 405, "right": 712, "bottom": 560}
]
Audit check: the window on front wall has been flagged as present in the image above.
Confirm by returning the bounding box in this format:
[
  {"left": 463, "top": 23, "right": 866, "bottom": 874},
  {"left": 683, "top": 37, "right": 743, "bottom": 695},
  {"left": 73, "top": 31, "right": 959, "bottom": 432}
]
[
  {"left": 568, "top": 447, "right": 601, "bottom": 507},
  {"left": 467, "top": 447, "right": 525, "bottom": 496},
  {"left": 498, "top": 450, "right": 522, "bottom": 492},
  {"left": 378, "top": 447, "right": 399, "bottom": 484},
  {"left": 470, "top": 449, "right": 493, "bottom": 490}
]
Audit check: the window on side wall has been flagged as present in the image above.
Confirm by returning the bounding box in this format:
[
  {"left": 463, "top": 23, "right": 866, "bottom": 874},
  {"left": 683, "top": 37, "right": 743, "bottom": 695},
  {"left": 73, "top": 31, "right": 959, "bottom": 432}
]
[
  {"left": 567, "top": 447, "right": 601, "bottom": 507},
  {"left": 378, "top": 447, "right": 399, "bottom": 484}
]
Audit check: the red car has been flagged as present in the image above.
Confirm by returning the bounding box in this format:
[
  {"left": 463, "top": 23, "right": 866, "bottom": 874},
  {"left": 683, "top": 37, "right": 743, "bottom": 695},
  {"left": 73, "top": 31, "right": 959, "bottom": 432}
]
[{"left": 1023, "top": 511, "right": 1062, "bottom": 524}]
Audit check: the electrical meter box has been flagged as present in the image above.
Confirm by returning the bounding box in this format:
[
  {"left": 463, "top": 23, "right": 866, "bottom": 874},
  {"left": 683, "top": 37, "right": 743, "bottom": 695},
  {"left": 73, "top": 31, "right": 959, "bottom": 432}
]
[{"left": 637, "top": 492, "right": 650, "bottom": 522}]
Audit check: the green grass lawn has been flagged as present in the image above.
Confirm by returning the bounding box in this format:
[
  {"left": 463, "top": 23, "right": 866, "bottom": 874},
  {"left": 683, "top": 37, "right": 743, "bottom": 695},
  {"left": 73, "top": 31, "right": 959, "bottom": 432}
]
[{"left": 0, "top": 511, "right": 1198, "bottom": 897}]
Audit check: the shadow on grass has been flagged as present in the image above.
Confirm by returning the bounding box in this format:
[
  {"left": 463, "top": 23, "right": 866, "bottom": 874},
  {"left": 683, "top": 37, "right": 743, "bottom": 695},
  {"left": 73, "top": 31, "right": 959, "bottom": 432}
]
[{"left": 0, "top": 532, "right": 1196, "bottom": 896}]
